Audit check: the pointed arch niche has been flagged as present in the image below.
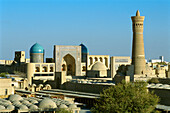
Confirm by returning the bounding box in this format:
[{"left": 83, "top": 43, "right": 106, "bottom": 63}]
[{"left": 62, "top": 54, "right": 76, "bottom": 76}]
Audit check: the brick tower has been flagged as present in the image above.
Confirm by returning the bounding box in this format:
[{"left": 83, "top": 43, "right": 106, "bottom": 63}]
[{"left": 131, "top": 10, "right": 146, "bottom": 76}]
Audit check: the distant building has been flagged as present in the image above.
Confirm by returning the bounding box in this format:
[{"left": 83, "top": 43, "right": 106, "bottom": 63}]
[
  {"left": 0, "top": 78, "right": 14, "bottom": 96},
  {"left": 148, "top": 56, "right": 165, "bottom": 63},
  {"left": 110, "top": 56, "right": 131, "bottom": 78}
]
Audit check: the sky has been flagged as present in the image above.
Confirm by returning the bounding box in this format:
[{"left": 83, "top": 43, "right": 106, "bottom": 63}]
[{"left": 0, "top": 0, "right": 170, "bottom": 61}]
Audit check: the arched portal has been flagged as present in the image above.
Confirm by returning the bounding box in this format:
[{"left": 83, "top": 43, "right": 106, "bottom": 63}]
[{"left": 62, "top": 54, "right": 76, "bottom": 76}]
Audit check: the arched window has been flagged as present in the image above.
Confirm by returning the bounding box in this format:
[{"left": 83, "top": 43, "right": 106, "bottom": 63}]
[
  {"left": 42, "top": 66, "right": 47, "bottom": 72},
  {"left": 50, "top": 67, "right": 53, "bottom": 72},
  {"left": 105, "top": 57, "right": 108, "bottom": 67},
  {"left": 95, "top": 57, "right": 98, "bottom": 62},
  {"left": 100, "top": 57, "right": 103, "bottom": 62},
  {"left": 38, "top": 84, "right": 43, "bottom": 91},
  {"left": 62, "top": 64, "right": 66, "bottom": 71},
  {"left": 35, "top": 67, "right": 40, "bottom": 72},
  {"left": 82, "top": 66, "right": 86, "bottom": 71},
  {"left": 45, "top": 84, "right": 51, "bottom": 90},
  {"left": 90, "top": 57, "right": 93, "bottom": 65}
]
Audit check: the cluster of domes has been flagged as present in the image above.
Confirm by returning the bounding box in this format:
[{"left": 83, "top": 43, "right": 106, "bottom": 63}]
[
  {"left": 0, "top": 94, "right": 78, "bottom": 111},
  {"left": 51, "top": 98, "right": 77, "bottom": 109}
]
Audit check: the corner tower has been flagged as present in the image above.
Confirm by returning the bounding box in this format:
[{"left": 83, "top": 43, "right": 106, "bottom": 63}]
[{"left": 131, "top": 10, "right": 145, "bottom": 76}]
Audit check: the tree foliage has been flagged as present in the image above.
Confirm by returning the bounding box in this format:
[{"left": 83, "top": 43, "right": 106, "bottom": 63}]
[
  {"left": 155, "top": 62, "right": 167, "bottom": 65},
  {"left": 91, "top": 81, "right": 159, "bottom": 113},
  {"left": 56, "top": 109, "right": 72, "bottom": 113},
  {"left": 0, "top": 72, "right": 9, "bottom": 78}
]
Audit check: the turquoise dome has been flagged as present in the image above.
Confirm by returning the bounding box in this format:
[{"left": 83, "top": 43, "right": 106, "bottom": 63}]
[
  {"left": 30, "top": 43, "right": 44, "bottom": 53},
  {"left": 80, "top": 43, "right": 88, "bottom": 53}
]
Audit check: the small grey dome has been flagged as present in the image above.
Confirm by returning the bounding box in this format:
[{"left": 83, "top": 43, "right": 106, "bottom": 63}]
[
  {"left": 29, "top": 105, "right": 38, "bottom": 109},
  {"left": 19, "top": 105, "right": 28, "bottom": 110},
  {"left": 6, "top": 105, "right": 15, "bottom": 110},
  {"left": 30, "top": 100, "right": 38, "bottom": 104},
  {"left": 59, "top": 104, "right": 68, "bottom": 109},
  {"left": 0, "top": 105, "right": 5, "bottom": 110},
  {"left": 69, "top": 104, "right": 77, "bottom": 109},
  {"left": 22, "top": 100, "right": 30, "bottom": 104},
  {"left": 39, "top": 98, "right": 57, "bottom": 109},
  {"left": 14, "top": 103, "right": 22, "bottom": 107},
  {"left": 4, "top": 101, "right": 12, "bottom": 105},
  {"left": 8, "top": 94, "right": 23, "bottom": 102},
  {"left": 25, "top": 103, "right": 32, "bottom": 107},
  {"left": 12, "top": 101, "right": 21, "bottom": 105},
  {"left": 3, "top": 103, "right": 8, "bottom": 107}
]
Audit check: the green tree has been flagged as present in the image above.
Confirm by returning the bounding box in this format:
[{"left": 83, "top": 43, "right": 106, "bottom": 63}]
[
  {"left": 0, "top": 72, "right": 9, "bottom": 78},
  {"left": 91, "top": 81, "right": 159, "bottom": 113},
  {"left": 56, "top": 109, "right": 72, "bottom": 113}
]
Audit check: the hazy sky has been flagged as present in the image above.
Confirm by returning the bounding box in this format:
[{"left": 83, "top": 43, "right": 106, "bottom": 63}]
[{"left": 0, "top": 0, "right": 170, "bottom": 61}]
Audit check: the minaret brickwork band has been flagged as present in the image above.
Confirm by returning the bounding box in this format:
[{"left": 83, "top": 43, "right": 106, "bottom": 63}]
[{"left": 131, "top": 10, "right": 146, "bottom": 76}]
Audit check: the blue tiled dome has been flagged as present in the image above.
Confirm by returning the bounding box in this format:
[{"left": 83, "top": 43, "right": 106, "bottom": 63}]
[
  {"left": 79, "top": 43, "right": 88, "bottom": 53},
  {"left": 30, "top": 43, "right": 44, "bottom": 53}
]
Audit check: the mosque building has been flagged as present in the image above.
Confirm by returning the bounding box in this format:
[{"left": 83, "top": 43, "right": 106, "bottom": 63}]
[{"left": 0, "top": 10, "right": 169, "bottom": 91}]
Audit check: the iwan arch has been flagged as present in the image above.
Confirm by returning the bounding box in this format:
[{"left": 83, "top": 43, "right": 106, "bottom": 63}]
[
  {"left": 54, "top": 45, "right": 82, "bottom": 76},
  {"left": 62, "top": 54, "right": 76, "bottom": 76}
]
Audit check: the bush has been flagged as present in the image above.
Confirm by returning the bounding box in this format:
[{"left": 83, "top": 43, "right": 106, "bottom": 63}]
[
  {"left": 91, "top": 81, "right": 159, "bottom": 113},
  {"left": 0, "top": 72, "right": 9, "bottom": 78},
  {"left": 56, "top": 109, "right": 72, "bottom": 113}
]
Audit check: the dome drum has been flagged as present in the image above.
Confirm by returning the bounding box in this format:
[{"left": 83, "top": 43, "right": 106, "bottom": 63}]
[
  {"left": 30, "top": 43, "right": 44, "bottom": 63},
  {"left": 87, "top": 62, "right": 108, "bottom": 78}
]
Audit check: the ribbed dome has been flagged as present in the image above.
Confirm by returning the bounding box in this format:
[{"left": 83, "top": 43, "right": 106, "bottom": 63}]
[
  {"left": 59, "top": 104, "right": 68, "bottom": 109},
  {"left": 30, "top": 100, "right": 38, "bottom": 104},
  {"left": 79, "top": 43, "right": 88, "bottom": 53},
  {"left": 91, "top": 62, "right": 107, "bottom": 71},
  {"left": 29, "top": 105, "right": 38, "bottom": 109},
  {"left": 6, "top": 105, "right": 15, "bottom": 110},
  {"left": 69, "top": 104, "right": 77, "bottom": 109},
  {"left": 19, "top": 105, "right": 28, "bottom": 110},
  {"left": 30, "top": 43, "right": 44, "bottom": 53},
  {"left": 8, "top": 94, "right": 23, "bottom": 102},
  {"left": 38, "top": 98, "right": 57, "bottom": 109},
  {"left": 0, "top": 105, "right": 5, "bottom": 110}
]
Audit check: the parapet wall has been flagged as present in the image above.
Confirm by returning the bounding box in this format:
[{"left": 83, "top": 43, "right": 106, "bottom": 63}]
[
  {"left": 149, "top": 88, "right": 170, "bottom": 106},
  {"left": 61, "top": 82, "right": 113, "bottom": 94},
  {"left": 158, "top": 78, "right": 170, "bottom": 85}
]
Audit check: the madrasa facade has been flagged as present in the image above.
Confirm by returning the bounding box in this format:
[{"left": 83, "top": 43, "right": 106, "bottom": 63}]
[{"left": 0, "top": 42, "right": 132, "bottom": 88}]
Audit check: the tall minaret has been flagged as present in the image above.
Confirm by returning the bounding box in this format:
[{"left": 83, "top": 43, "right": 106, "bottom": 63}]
[{"left": 131, "top": 10, "right": 145, "bottom": 76}]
